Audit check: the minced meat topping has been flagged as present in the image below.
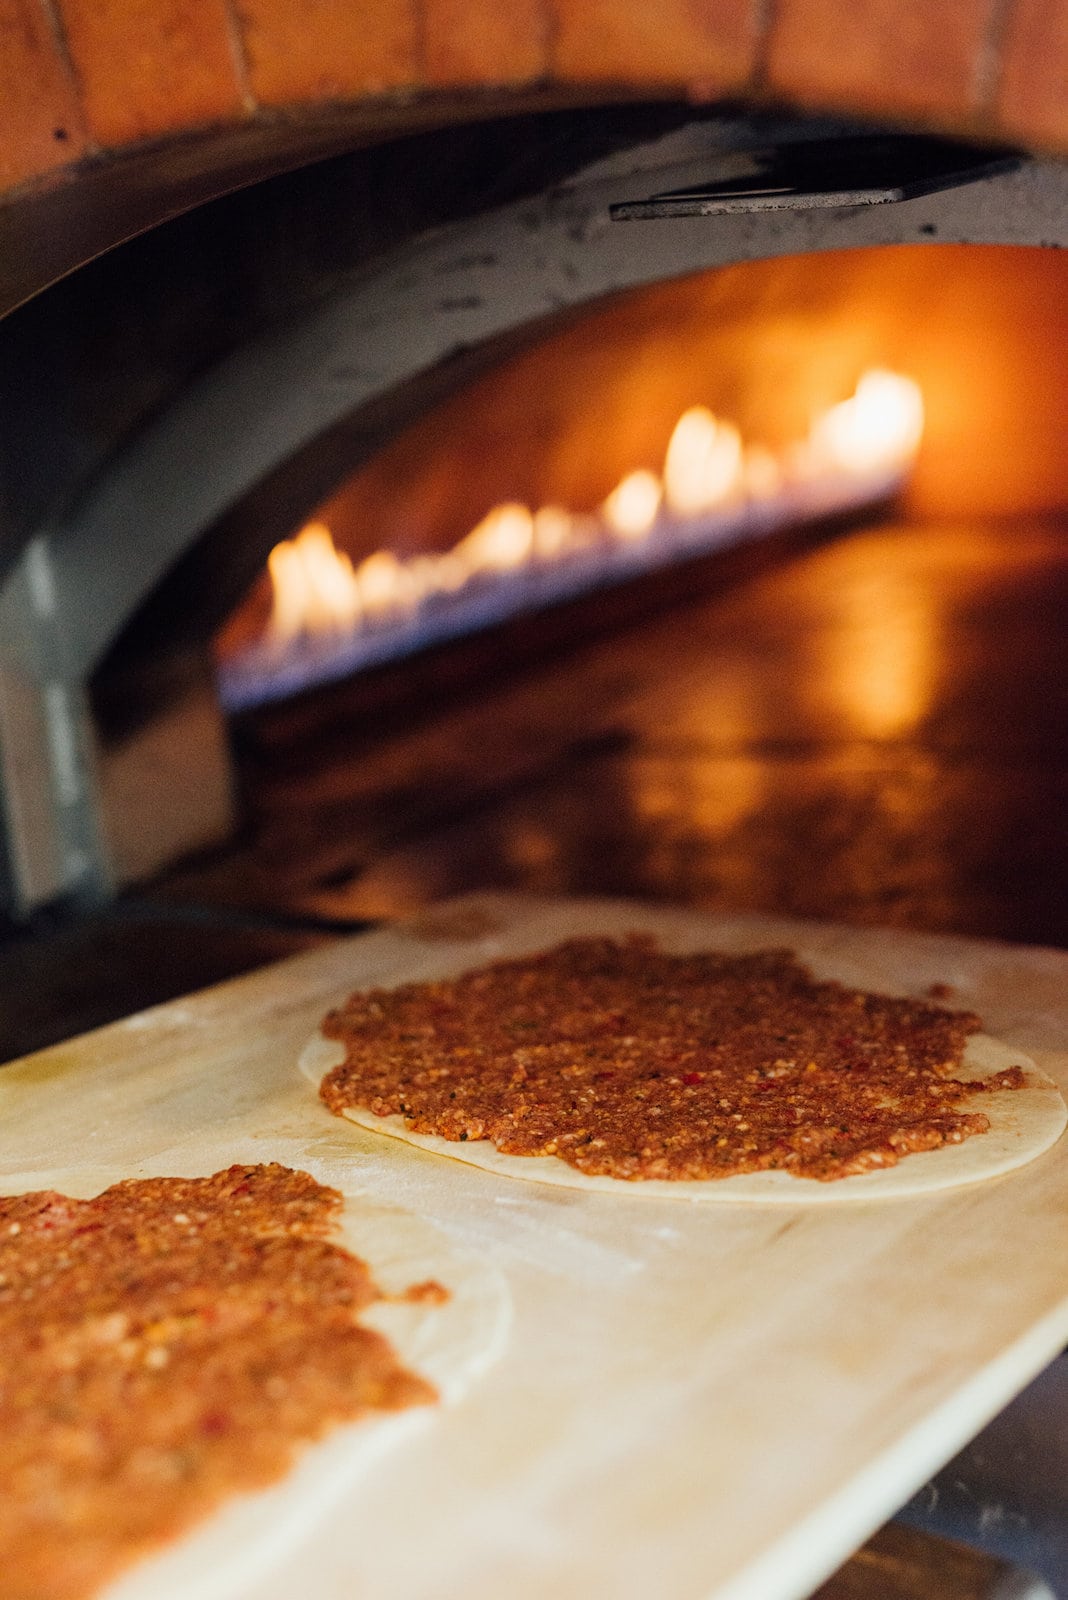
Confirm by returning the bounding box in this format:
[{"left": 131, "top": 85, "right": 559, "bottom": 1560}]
[
  {"left": 320, "top": 937, "right": 1025, "bottom": 1183},
  {"left": 0, "top": 1163, "right": 437, "bottom": 1600}
]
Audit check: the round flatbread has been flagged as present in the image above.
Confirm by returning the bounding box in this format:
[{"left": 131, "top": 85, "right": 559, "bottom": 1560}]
[
  {"left": 301, "top": 1031, "right": 1066, "bottom": 1204},
  {"left": 101, "top": 1193, "right": 510, "bottom": 1600}
]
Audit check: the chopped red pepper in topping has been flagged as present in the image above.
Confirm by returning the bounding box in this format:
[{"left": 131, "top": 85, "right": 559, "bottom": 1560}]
[{"left": 0, "top": 1165, "right": 438, "bottom": 1600}]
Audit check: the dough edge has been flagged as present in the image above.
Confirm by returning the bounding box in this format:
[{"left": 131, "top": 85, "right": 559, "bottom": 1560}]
[
  {"left": 75, "top": 1188, "right": 511, "bottom": 1600},
  {"left": 301, "top": 1031, "right": 1068, "bottom": 1204}
]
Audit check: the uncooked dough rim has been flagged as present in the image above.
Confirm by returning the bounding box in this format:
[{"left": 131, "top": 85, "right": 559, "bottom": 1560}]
[
  {"left": 93, "top": 1191, "right": 512, "bottom": 1600},
  {"left": 301, "top": 1032, "right": 1068, "bottom": 1204}
]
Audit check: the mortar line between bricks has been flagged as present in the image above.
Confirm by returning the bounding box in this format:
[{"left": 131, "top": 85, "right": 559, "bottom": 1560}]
[
  {"left": 411, "top": 0, "right": 429, "bottom": 87},
  {"left": 223, "top": 0, "right": 258, "bottom": 114},
  {"left": 974, "top": 0, "right": 1016, "bottom": 112},
  {"left": 37, "top": 0, "right": 96, "bottom": 153},
  {"left": 751, "top": 0, "right": 782, "bottom": 90}
]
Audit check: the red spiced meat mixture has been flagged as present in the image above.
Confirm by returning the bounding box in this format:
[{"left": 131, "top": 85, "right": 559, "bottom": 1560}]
[
  {"left": 0, "top": 1163, "right": 437, "bottom": 1600},
  {"left": 321, "top": 937, "right": 1025, "bottom": 1182}
]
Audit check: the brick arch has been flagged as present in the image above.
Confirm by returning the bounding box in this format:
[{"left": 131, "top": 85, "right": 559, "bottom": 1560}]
[{"left": 1, "top": 0, "right": 1065, "bottom": 207}]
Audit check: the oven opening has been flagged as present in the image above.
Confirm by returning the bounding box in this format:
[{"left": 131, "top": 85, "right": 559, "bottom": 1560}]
[
  {"left": 2, "top": 74, "right": 1068, "bottom": 1600},
  {"left": 71, "top": 239, "right": 1065, "bottom": 957}
]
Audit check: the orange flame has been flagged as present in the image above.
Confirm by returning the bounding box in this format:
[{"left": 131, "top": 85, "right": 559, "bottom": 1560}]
[
  {"left": 603, "top": 470, "right": 662, "bottom": 539},
  {"left": 664, "top": 408, "right": 743, "bottom": 514},
  {"left": 266, "top": 521, "right": 360, "bottom": 643},
  {"left": 456, "top": 503, "right": 534, "bottom": 571},
  {"left": 808, "top": 369, "right": 925, "bottom": 476},
  {"left": 260, "top": 371, "right": 924, "bottom": 654}
]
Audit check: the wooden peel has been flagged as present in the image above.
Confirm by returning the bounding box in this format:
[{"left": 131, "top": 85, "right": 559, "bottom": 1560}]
[{"left": 0, "top": 892, "right": 1066, "bottom": 1600}]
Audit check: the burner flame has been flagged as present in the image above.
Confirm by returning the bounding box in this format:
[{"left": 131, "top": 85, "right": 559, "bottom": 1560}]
[
  {"left": 266, "top": 522, "right": 360, "bottom": 641},
  {"left": 220, "top": 370, "right": 923, "bottom": 708},
  {"left": 809, "top": 368, "right": 925, "bottom": 475},
  {"left": 664, "top": 408, "right": 743, "bottom": 515},
  {"left": 603, "top": 470, "right": 662, "bottom": 539},
  {"left": 456, "top": 503, "right": 535, "bottom": 572}
]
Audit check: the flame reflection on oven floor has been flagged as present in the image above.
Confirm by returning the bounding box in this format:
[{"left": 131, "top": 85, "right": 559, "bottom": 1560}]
[
  {"left": 823, "top": 570, "right": 936, "bottom": 739},
  {"left": 217, "top": 370, "right": 924, "bottom": 709},
  {"left": 170, "top": 518, "right": 1068, "bottom": 947}
]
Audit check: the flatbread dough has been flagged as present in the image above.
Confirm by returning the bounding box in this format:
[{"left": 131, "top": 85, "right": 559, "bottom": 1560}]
[
  {"left": 301, "top": 1030, "right": 1067, "bottom": 1205},
  {"left": 73, "top": 1189, "right": 508, "bottom": 1600}
]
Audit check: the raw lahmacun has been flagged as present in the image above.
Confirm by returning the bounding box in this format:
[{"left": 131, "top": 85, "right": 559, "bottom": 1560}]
[
  {"left": 305, "top": 936, "right": 1067, "bottom": 1203},
  {"left": 0, "top": 1164, "right": 510, "bottom": 1600}
]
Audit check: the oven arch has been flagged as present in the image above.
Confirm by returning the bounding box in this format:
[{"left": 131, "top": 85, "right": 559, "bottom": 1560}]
[{"left": 2, "top": 114, "right": 1067, "bottom": 913}]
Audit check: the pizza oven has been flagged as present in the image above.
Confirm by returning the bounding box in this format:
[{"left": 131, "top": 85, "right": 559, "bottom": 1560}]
[{"left": 2, "top": 3, "right": 1068, "bottom": 1597}]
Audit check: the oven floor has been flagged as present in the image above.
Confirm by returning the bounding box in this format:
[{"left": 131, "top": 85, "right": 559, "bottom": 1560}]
[{"left": 164, "top": 511, "right": 1068, "bottom": 945}]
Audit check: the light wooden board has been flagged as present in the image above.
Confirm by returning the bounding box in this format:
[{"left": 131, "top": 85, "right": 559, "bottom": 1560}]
[{"left": 2, "top": 892, "right": 1068, "bottom": 1600}]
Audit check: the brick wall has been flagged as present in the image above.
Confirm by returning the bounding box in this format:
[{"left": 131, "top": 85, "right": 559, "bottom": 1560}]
[{"left": 1, "top": 0, "right": 1065, "bottom": 202}]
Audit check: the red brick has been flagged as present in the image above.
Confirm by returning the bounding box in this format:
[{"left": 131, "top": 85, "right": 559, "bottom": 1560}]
[
  {"left": 235, "top": 0, "right": 418, "bottom": 103},
  {"left": 997, "top": 0, "right": 1068, "bottom": 148},
  {"left": 59, "top": 0, "right": 244, "bottom": 146},
  {"left": 425, "top": 0, "right": 547, "bottom": 86},
  {"left": 0, "top": 0, "right": 88, "bottom": 188},
  {"left": 766, "top": 0, "right": 992, "bottom": 122},
  {"left": 553, "top": 0, "right": 758, "bottom": 89}
]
